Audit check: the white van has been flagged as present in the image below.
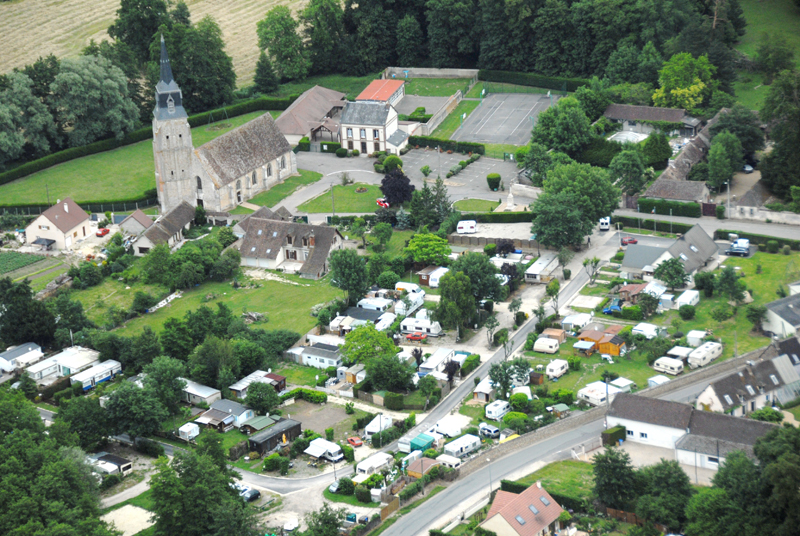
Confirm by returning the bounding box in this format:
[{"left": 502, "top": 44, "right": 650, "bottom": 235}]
[
  {"left": 396, "top": 282, "right": 423, "bottom": 295},
  {"left": 653, "top": 357, "right": 684, "bottom": 376},
  {"left": 429, "top": 267, "right": 450, "bottom": 288},
  {"left": 457, "top": 220, "right": 477, "bottom": 234},
  {"left": 533, "top": 337, "right": 559, "bottom": 354},
  {"left": 485, "top": 400, "right": 511, "bottom": 421},
  {"left": 599, "top": 217, "right": 610, "bottom": 231}
]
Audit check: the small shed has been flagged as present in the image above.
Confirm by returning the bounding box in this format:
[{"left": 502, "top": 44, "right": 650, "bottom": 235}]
[
  {"left": 179, "top": 422, "right": 200, "bottom": 441},
  {"left": 473, "top": 376, "right": 495, "bottom": 402},
  {"left": 540, "top": 328, "right": 567, "bottom": 344},
  {"left": 529, "top": 371, "right": 545, "bottom": 385},
  {"left": 410, "top": 433, "right": 435, "bottom": 452},
  {"left": 648, "top": 375, "right": 671, "bottom": 387},
  {"left": 578, "top": 330, "right": 605, "bottom": 344},
  {"left": 552, "top": 403, "right": 571, "bottom": 418},
  {"left": 416, "top": 266, "right": 439, "bottom": 286},
  {"left": 248, "top": 419, "right": 302, "bottom": 454},
  {"left": 597, "top": 334, "right": 626, "bottom": 356},
  {"left": 573, "top": 340, "right": 596, "bottom": 356},
  {"left": 687, "top": 330, "right": 707, "bottom": 347},
  {"left": 407, "top": 458, "right": 440, "bottom": 479}
]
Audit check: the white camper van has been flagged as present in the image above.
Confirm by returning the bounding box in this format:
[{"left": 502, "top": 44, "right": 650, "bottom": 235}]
[
  {"left": 436, "top": 454, "right": 463, "bottom": 469},
  {"left": 546, "top": 359, "right": 569, "bottom": 380},
  {"left": 533, "top": 337, "right": 559, "bottom": 354},
  {"left": 457, "top": 220, "right": 477, "bottom": 234},
  {"left": 429, "top": 267, "right": 450, "bottom": 288},
  {"left": 688, "top": 341, "right": 723, "bottom": 369},
  {"left": 395, "top": 282, "right": 423, "bottom": 295},
  {"left": 599, "top": 217, "right": 610, "bottom": 231},
  {"left": 653, "top": 357, "right": 684, "bottom": 375},
  {"left": 485, "top": 400, "right": 511, "bottom": 421}
]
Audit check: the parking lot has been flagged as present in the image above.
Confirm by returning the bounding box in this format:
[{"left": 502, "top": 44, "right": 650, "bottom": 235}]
[
  {"left": 451, "top": 93, "right": 559, "bottom": 145},
  {"left": 400, "top": 148, "right": 520, "bottom": 197}
]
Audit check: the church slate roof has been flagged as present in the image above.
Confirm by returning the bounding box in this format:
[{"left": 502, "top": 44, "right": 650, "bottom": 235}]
[
  {"left": 195, "top": 113, "right": 292, "bottom": 188},
  {"left": 276, "top": 85, "right": 346, "bottom": 136}
]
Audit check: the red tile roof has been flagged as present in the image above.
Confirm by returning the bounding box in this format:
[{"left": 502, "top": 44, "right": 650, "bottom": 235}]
[
  {"left": 483, "top": 484, "right": 564, "bottom": 536},
  {"left": 356, "top": 80, "right": 404, "bottom": 102}
]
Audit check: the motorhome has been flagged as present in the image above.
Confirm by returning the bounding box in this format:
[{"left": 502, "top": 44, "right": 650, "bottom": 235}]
[
  {"left": 533, "top": 337, "right": 559, "bottom": 354},
  {"left": 675, "top": 290, "right": 700, "bottom": 309},
  {"left": 429, "top": 267, "right": 450, "bottom": 288},
  {"left": 653, "top": 357, "right": 685, "bottom": 375},
  {"left": 546, "top": 359, "right": 569, "bottom": 380},
  {"left": 400, "top": 317, "right": 443, "bottom": 337},
  {"left": 304, "top": 437, "right": 344, "bottom": 462},
  {"left": 688, "top": 341, "right": 723, "bottom": 369},
  {"left": 485, "top": 400, "right": 511, "bottom": 421},
  {"left": 457, "top": 220, "right": 477, "bottom": 234}
]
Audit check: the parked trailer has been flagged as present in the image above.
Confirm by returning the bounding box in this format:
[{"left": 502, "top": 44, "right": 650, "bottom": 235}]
[
  {"left": 688, "top": 341, "right": 722, "bottom": 369},
  {"left": 70, "top": 360, "right": 122, "bottom": 391},
  {"left": 653, "top": 357, "right": 684, "bottom": 376}
]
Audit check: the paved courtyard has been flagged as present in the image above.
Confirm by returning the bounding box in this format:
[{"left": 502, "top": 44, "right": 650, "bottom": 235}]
[
  {"left": 451, "top": 93, "right": 559, "bottom": 145},
  {"left": 395, "top": 95, "right": 450, "bottom": 116}
]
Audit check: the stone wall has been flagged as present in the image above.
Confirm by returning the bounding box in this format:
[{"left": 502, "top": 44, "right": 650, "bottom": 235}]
[
  {"left": 383, "top": 67, "right": 479, "bottom": 79},
  {"left": 731, "top": 205, "right": 800, "bottom": 225},
  {"left": 448, "top": 234, "right": 540, "bottom": 251}
]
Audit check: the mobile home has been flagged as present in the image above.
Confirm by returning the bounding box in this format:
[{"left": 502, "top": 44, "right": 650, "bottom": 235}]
[
  {"left": 524, "top": 253, "right": 558, "bottom": 284},
  {"left": 687, "top": 330, "right": 707, "bottom": 347},
  {"left": 436, "top": 454, "right": 463, "bottom": 469},
  {"left": 675, "top": 290, "right": 700, "bottom": 309},
  {"left": 654, "top": 357, "right": 685, "bottom": 375},
  {"left": 546, "top": 359, "right": 569, "bottom": 380},
  {"left": 577, "top": 381, "right": 622, "bottom": 406},
  {"left": 400, "top": 317, "right": 443, "bottom": 337},
  {"left": 533, "top": 337, "right": 559, "bottom": 354},
  {"left": 419, "top": 348, "right": 454, "bottom": 377},
  {"left": 395, "top": 292, "right": 424, "bottom": 316},
  {"left": 435, "top": 418, "right": 462, "bottom": 438},
  {"left": 632, "top": 323, "right": 660, "bottom": 339},
  {"left": 485, "top": 400, "right": 511, "bottom": 421},
  {"left": 357, "top": 452, "right": 393, "bottom": 475},
  {"left": 561, "top": 313, "right": 593, "bottom": 332},
  {"left": 70, "top": 360, "right": 122, "bottom": 391},
  {"left": 688, "top": 341, "right": 722, "bottom": 369},
  {"left": 429, "top": 267, "right": 450, "bottom": 288},
  {"left": 357, "top": 297, "right": 393, "bottom": 312},
  {"left": 444, "top": 434, "right": 481, "bottom": 458},
  {"left": 667, "top": 346, "right": 694, "bottom": 362}
]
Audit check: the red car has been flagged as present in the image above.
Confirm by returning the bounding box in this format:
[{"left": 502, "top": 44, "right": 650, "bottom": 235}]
[
  {"left": 96, "top": 228, "right": 110, "bottom": 237},
  {"left": 376, "top": 198, "right": 390, "bottom": 208},
  {"left": 406, "top": 332, "right": 427, "bottom": 342},
  {"left": 620, "top": 236, "right": 638, "bottom": 245},
  {"left": 347, "top": 437, "right": 363, "bottom": 447}
]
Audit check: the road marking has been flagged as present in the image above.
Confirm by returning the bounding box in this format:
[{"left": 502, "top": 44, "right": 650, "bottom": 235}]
[{"left": 324, "top": 170, "right": 377, "bottom": 176}]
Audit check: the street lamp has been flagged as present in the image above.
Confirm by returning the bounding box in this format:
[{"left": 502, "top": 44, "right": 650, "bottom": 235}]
[{"left": 487, "top": 458, "right": 492, "bottom": 495}]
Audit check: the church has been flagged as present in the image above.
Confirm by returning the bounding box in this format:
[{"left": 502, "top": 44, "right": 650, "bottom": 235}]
[{"left": 152, "top": 37, "right": 297, "bottom": 214}]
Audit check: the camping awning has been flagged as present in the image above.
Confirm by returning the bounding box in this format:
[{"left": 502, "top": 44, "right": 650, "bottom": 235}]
[
  {"left": 573, "top": 341, "right": 596, "bottom": 350},
  {"left": 304, "top": 443, "right": 328, "bottom": 458},
  {"left": 32, "top": 238, "right": 55, "bottom": 246}
]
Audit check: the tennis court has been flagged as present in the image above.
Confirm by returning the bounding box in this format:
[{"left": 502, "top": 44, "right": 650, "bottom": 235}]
[{"left": 451, "top": 93, "right": 559, "bottom": 145}]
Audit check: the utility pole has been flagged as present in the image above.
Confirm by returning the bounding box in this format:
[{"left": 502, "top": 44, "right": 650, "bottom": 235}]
[
  {"left": 727, "top": 181, "right": 731, "bottom": 219},
  {"left": 331, "top": 182, "right": 335, "bottom": 217}
]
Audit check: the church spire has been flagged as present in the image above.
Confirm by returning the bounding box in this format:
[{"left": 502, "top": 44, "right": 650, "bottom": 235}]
[{"left": 159, "top": 34, "right": 174, "bottom": 85}]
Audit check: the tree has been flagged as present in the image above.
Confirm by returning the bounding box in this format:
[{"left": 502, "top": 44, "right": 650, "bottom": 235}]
[
  {"left": 450, "top": 252, "right": 501, "bottom": 301},
  {"left": 685, "top": 488, "right": 736, "bottom": 536},
  {"left": 543, "top": 162, "right": 620, "bottom": 227},
  {"left": 417, "top": 373, "right": 438, "bottom": 409},
  {"left": 300, "top": 0, "right": 346, "bottom": 76},
  {"left": 404, "top": 232, "right": 451, "bottom": 265},
  {"left": 710, "top": 103, "right": 765, "bottom": 156},
  {"left": 759, "top": 70, "right": 800, "bottom": 198},
  {"left": 436, "top": 271, "right": 475, "bottom": 339},
  {"left": 254, "top": 51, "right": 278, "bottom": 94},
  {"left": 746, "top": 304, "right": 768, "bottom": 332},
  {"left": 105, "top": 382, "right": 168, "bottom": 440},
  {"left": 56, "top": 396, "right": 110, "bottom": 451},
  {"left": 530, "top": 191, "right": 593, "bottom": 249},
  {"left": 304, "top": 503, "right": 347, "bottom": 536},
  {"left": 638, "top": 292, "right": 660, "bottom": 319},
  {"left": 409, "top": 182, "right": 438, "bottom": 228},
  {"left": 0, "top": 278, "right": 55, "bottom": 345},
  {"left": 432, "top": 176, "right": 453, "bottom": 224},
  {"left": 609, "top": 150, "right": 646, "bottom": 195},
  {"left": 244, "top": 381, "right": 281, "bottom": 415},
  {"left": 124, "top": 325, "right": 163, "bottom": 370},
  {"left": 371, "top": 222, "right": 393, "bottom": 251},
  {"left": 593, "top": 447, "right": 639, "bottom": 509},
  {"left": 531, "top": 97, "right": 592, "bottom": 156},
  {"left": 108, "top": 0, "right": 170, "bottom": 62},
  {"left": 546, "top": 279, "right": 561, "bottom": 317},
  {"left": 0, "top": 72, "right": 56, "bottom": 164},
  {"left": 532, "top": 303, "right": 547, "bottom": 326},
  {"left": 396, "top": 14, "right": 425, "bottom": 67},
  {"left": 716, "top": 266, "right": 745, "bottom": 303},
  {"left": 755, "top": 32, "right": 796, "bottom": 83},
  {"left": 653, "top": 53, "right": 717, "bottom": 113},
  {"left": 583, "top": 257, "right": 601, "bottom": 285},
  {"left": 350, "top": 217, "right": 367, "bottom": 248},
  {"left": 188, "top": 336, "right": 238, "bottom": 389},
  {"left": 713, "top": 129, "right": 745, "bottom": 181},
  {"left": 489, "top": 362, "right": 513, "bottom": 400},
  {"left": 556, "top": 247, "right": 574, "bottom": 279},
  {"left": 654, "top": 258, "right": 689, "bottom": 290},
  {"left": 605, "top": 42, "right": 643, "bottom": 85},
  {"left": 509, "top": 392, "right": 530, "bottom": 413},
  {"left": 143, "top": 356, "right": 187, "bottom": 415},
  {"left": 380, "top": 169, "right": 415, "bottom": 205},
  {"left": 636, "top": 459, "right": 693, "bottom": 531},
  {"left": 257, "top": 6, "right": 310, "bottom": 81},
  {"left": 369, "top": 353, "right": 413, "bottom": 392},
  {"left": 341, "top": 324, "right": 397, "bottom": 365},
  {"left": 509, "top": 297, "right": 522, "bottom": 318},
  {"left": 485, "top": 315, "right": 500, "bottom": 344},
  {"left": 425, "top": 0, "right": 478, "bottom": 68},
  {"left": 750, "top": 407, "right": 784, "bottom": 423},
  {"left": 523, "top": 142, "right": 552, "bottom": 186},
  {"left": 329, "top": 248, "right": 368, "bottom": 304},
  {"left": 573, "top": 77, "right": 611, "bottom": 121},
  {"left": 640, "top": 131, "right": 673, "bottom": 168}
]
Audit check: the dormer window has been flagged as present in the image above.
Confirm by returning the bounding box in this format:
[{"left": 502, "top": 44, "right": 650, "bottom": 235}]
[
  {"left": 302, "top": 237, "right": 308, "bottom": 247},
  {"left": 167, "top": 95, "right": 175, "bottom": 114},
  {"left": 287, "top": 237, "right": 293, "bottom": 245}
]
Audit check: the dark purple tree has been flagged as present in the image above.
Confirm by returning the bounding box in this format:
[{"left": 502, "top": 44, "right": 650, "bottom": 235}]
[
  {"left": 496, "top": 239, "right": 514, "bottom": 255},
  {"left": 380, "top": 169, "right": 415, "bottom": 206}
]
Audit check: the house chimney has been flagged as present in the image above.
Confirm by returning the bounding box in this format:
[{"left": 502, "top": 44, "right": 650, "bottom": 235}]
[
  {"left": 536, "top": 481, "right": 542, "bottom": 489},
  {"left": 64, "top": 202, "right": 68, "bottom": 213}
]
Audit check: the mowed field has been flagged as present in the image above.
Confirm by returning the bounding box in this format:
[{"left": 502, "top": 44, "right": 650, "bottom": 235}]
[{"left": 0, "top": 0, "right": 307, "bottom": 86}]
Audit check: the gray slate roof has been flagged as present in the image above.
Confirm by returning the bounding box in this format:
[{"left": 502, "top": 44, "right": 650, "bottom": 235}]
[
  {"left": 276, "top": 85, "right": 346, "bottom": 136},
  {"left": 387, "top": 129, "right": 409, "bottom": 146},
  {"left": 143, "top": 201, "right": 195, "bottom": 246},
  {"left": 643, "top": 178, "right": 708, "bottom": 201},
  {"left": 705, "top": 360, "right": 784, "bottom": 412},
  {"left": 154, "top": 36, "right": 187, "bottom": 121},
  {"left": 659, "top": 107, "right": 729, "bottom": 181},
  {"left": 340, "top": 101, "right": 392, "bottom": 126},
  {"left": 210, "top": 399, "right": 250, "bottom": 416},
  {"left": 622, "top": 245, "right": 666, "bottom": 270},
  {"left": 0, "top": 343, "right": 41, "bottom": 362},
  {"left": 766, "top": 293, "right": 800, "bottom": 328},
  {"left": 686, "top": 409, "right": 776, "bottom": 446},
  {"left": 608, "top": 393, "right": 693, "bottom": 429},
  {"left": 195, "top": 113, "right": 292, "bottom": 188},
  {"left": 778, "top": 337, "right": 800, "bottom": 364},
  {"left": 303, "top": 343, "right": 341, "bottom": 359},
  {"left": 666, "top": 224, "right": 718, "bottom": 273},
  {"left": 604, "top": 104, "right": 689, "bottom": 124},
  {"left": 120, "top": 209, "right": 154, "bottom": 231},
  {"left": 675, "top": 432, "right": 759, "bottom": 458}
]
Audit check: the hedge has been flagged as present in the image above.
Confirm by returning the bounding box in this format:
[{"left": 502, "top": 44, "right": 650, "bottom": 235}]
[
  {"left": 320, "top": 142, "right": 341, "bottom": 153},
  {"left": 384, "top": 392, "right": 404, "bottom": 410},
  {"left": 408, "top": 135, "right": 485, "bottom": 155},
  {"left": 500, "top": 480, "right": 527, "bottom": 494},
  {"left": 478, "top": 70, "right": 590, "bottom": 93},
  {"left": 610, "top": 216, "right": 695, "bottom": 235},
  {"left": 0, "top": 94, "right": 297, "bottom": 188},
  {"left": 297, "top": 137, "right": 310, "bottom": 151},
  {"left": 461, "top": 354, "right": 480, "bottom": 375},
  {"left": 353, "top": 412, "right": 377, "bottom": 430},
  {"left": 602, "top": 425, "right": 626, "bottom": 445},
  {"left": 637, "top": 198, "right": 701, "bottom": 218},
  {"left": 330, "top": 215, "right": 378, "bottom": 226},
  {"left": 500, "top": 480, "right": 585, "bottom": 512},
  {"left": 620, "top": 306, "right": 643, "bottom": 321},
  {"left": 714, "top": 229, "right": 800, "bottom": 251},
  {"left": 280, "top": 387, "right": 327, "bottom": 404},
  {"left": 460, "top": 212, "right": 534, "bottom": 223},
  {"left": 575, "top": 137, "right": 622, "bottom": 168}
]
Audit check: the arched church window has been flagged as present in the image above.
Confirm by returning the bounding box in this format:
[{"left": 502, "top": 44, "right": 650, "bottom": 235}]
[
  {"left": 252, "top": 171, "right": 257, "bottom": 185},
  {"left": 196, "top": 177, "right": 202, "bottom": 190},
  {"left": 236, "top": 180, "right": 242, "bottom": 190},
  {"left": 281, "top": 156, "right": 286, "bottom": 169},
  {"left": 267, "top": 164, "right": 272, "bottom": 177}
]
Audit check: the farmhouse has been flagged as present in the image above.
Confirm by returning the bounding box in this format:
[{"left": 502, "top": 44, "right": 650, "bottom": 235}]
[
  {"left": 119, "top": 209, "right": 154, "bottom": 236},
  {"left": 25, "top": 197, "right": 90, "bottom": 251},
  {"left": 153, "top": 37, "right": 296, "bottom": 214},
  {"left": 603, "top": 104, "right": 700, "bottom": 137},
  {"left": 275, "top": 85, "right": 346, "bottom": 145},
  {"left": 133, "top": 200, "right": 195, "bottom": 255},
  {"left": 285, "top": 343, "right": 343, "bottom": 370},
  {"left": 480, "top": 481, "right": 565, "bottom": 536}
]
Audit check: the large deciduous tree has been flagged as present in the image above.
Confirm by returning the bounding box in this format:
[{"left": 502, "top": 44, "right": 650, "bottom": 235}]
[
  {"left": 329, "top": 248, "right": 368, "bottom": 304},
  {"left": 593, "top": 447, "right": 639, "bottom": 510},
  {"left": 425, "top": 0, "right": 478, "bottom": 68},
  {"left": 0, "top": 278, "right": 55, "bottom": 346},
  {"left": 715, "top": 266, "right": 745, "bottom": 303},
  {"left": 652, "top": 53, "right": 717, "bottom": 114},
  {"left": 450, "top": 252, "right": 501, "bottom": 301},
  {"left": 143, "top": 355, "right": 187, "bottom": 415},
  {"left": 108, "top": 0, "right": 170, "bottom": 62},
  {"left": 380, "top": 169, "right": 416, "bottom": 205},
  {"left": 654, "top": 258, "right": 688, "bottom": 290},
  {"left": 759, "top": 70, "right": 800, "bottom": 198},
  {"left": 244, "top": 381, "right": 281, "bottom": 414},
  {"left": 404, "top": 232, "right": 451, "bottom": 265},
  {"left": 530, "top": 191, "right": 593, "bottom": 249},
  {"left": 341, "top": 324, "right": 397, "bottom": 365},
  {"left": 105, "top": 382, "right": 169, "bottom": 440},
  {"left": 609, "top": 150, "right": 646, "bottom": 195},
  {"left": 0, "top": 72, "right": 56, "bottom": 164},
  {"left": 57, "top": 396, "right": 111, "bottom": 451},
  {"left": 368, "top": 353, "right": 413, "bottom": 391},
  {"left": 710, "top": 103, "right": 765, "bottom": 156},
  {"left": 300, "top": 0, "right": 347, "bottom": 76},
  {"left": 531, "top": 96, "right": 592, "bottom": 156},
  {"left": 436, "top": 271, "right": 475, "bottom": 338},
  {"left": 396, "top": 14, "right": 425, "bottom": 66},
  {"left": 257, "top": 6, "right": 310, "bottom": 81},
  {"left": 543, "top": 162, "right": 620, "bottom": 226}
]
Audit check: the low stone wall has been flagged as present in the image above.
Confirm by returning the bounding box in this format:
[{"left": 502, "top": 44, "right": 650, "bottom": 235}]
[
  {"left": 421, "top": 91, "right": 463, "bottom": 136},
  {"left": 384, "top": 67, "right": 479, "bottom": 79},
  {"left": 510, "top": 183, "right": 540, "bottom": 200},
  {"left": 731, "top": 205, "right": 800, "bottom": 225}
]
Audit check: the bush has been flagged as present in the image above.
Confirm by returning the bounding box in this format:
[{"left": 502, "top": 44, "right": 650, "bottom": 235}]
[
  {"left": 487, "top": 173, "right": 501, "bottom": 190},
  {"left": 460, "top": 211, "right": 534, "bottom": 223},
  {"left": 336, "top": 148, "right": 348, "bottom": 158},
  {"left": 493, "top": 328, "right": 509, "bottom": 347},
  {"left": 575, "top": 137, "right": 623, "bottom": 168},
  {"left": 339, "top": 477, "right": 355, "bottom": 495},
  {"left": 374, "top": 163, "right": 386, "bottom": 173},
  {"left": 563, "top": 268, "right": 571, "bottom": 280},
  {"left": 767, "top": 240, "right": 779, "bottom": 253},
  {"left": 716, "top": 205, "right": 726, "bottom": 219},
  {"left": 355, "top": 486, "right": 372, "bottom": 503},
  {"left": 279, "top": 457, "right": 291, "bottom": 475},
  {"left": 383, "top": 155, "right": 403, "bottom": 172},
  {"left": 462, "top": 354, "right": 481, "bottom": 375},
  {"left": 135, "top": 438, "right": 165, "bottom": 458},
  {"left": 384, "top": 392, "right": 404, "bottom": 411},
  {"left": 342, "top": 444, "right": 355, "bottom": 462},
  {"left": 352, "top": 149, "right": 360, "bottom": 157},
  {"left": 783, "top": 245, "right": 792, "bottom": 255},
  {"left": 478, "top": 70, "right": 590, "bottom": 92},
  {"left": 377, "top": 271, "right": 400, "bottom": 289},
  {"left": 297, "top": 137, "right": 311, "bottom": 151},
  {"left": 407, "top": 135, "right": 485, "bottom": 155},
  {"left": 620, "top": 306, "right": 643, "bottom": 321},
  {"left": 637, "top": 198, "right": 701, "bottom": 218},
  {"left": 515, "top": 311, "right": 526, "bottom": 326},
  {"left": 484, "top": 300, "right": 494, "bottom": 313},
  {"left": 758, "top": 243, "right": 766, "bottom": 252},
  {"left": 100, "top": 474, "right": 122, "bottom": 490},
  {"left": 325, "top": 428, "right": 334, "bottom": 441},
  {"left": 679, "top": 304, "right": 696, "bottom": 320},
  {"left": 484, "top": 243, "right": 497, "bottom": 256}
]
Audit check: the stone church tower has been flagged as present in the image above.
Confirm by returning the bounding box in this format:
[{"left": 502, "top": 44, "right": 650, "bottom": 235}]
[{"left": 152, "top": 36, "right": 195, "bottom": 213}]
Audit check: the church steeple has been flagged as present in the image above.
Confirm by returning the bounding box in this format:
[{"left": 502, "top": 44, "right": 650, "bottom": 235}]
[{"left": 154, "top": 34, "right": 186, "bottom": 120}]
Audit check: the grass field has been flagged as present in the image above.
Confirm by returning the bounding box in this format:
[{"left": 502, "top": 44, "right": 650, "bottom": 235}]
[
  {"left": 248, "top": 169, "right": 323, "bottom": 208},
  {"left": 268, "top": 73, "right": 381, "bottom": 100},
  {"left": 514, "top": 460, "right": 594, "bottom": 501},
  {"left": 484, "top": 143, "right": 524, "bottom": 159},
  {"left": 275, "top": 363, "right": 321, "bottom": 387},
  {"left": 70, "top": 276, "right": 170, "bottom": 327},
  {"left": 432, "top": 100, "right": 481, "bottom": 139},
  {"left": 404, "top": 78, "right": 471, "bottom": 96},
  {"left": 112, "top": 274, "right": 343, "bottom": 337},
  {"left": 0, "top": 111, "right": 276, "bottom": 205},
  {"left": 0, "top": 251, "right": 44, "bottom": 274},
  {"left": 297, "top": 183, "right": 382, "bottom": 213},
  {"left": 453, "top": 199, "right": 500, "bottom": 212},
  {"left": 323, "top": 488, "right": 381, "bottom": 508},
  {"left": 736, "top": 0, "right": 800, "bottom": 64},
  {"left": 367, "top": 230, "right": 414, "bottom": 257}
]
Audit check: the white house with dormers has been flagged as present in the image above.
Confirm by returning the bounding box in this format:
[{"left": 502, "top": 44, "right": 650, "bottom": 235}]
[
  {"left": 340, "top": 101, "right": 409, "bottom": 155},
  {"left": 25, "top": 198, "right": 90, "bottom": 251}
]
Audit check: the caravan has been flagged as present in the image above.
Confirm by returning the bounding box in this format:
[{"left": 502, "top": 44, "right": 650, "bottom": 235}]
[
  {"left": 485, "top": 400, "right": 511, "bottom": 421},
  {"left": 429, "top": 267, "right": 450, "bottom": 288},
  {"left": 632, "top": 323, "right": 660, "bottom": 340},
  {"left": 546, "top": 359, "right": 569, "bottom": 380},
  {"left": 357, "top": 298, "right": 393, "bottom": 312},
  {"left": 400, "top": 317, "right": 443, "bottom": 337},
  {"left": 533, "top": 337, "right": 559, "bottom": 354},
  {"left": 654, "top": 357, "right": 684, "bottom": 375},
  {"left": 688, "top": 341, "right": 722, "bottom": 369}
]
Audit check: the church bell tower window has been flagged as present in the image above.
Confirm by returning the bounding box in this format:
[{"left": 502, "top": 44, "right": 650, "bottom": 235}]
[{"left": 167, "top": 95, "right": 175, "bottom": 114}]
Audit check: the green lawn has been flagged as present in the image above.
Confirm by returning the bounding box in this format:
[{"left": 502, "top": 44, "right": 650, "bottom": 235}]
[
  {"left": 297, "top": 183, "right": 382, "bottom": 213},
  {"left": 275, "top": 363, "right": 322, "bottom": 387},
  {"left": 0, "top": 111, "right": 276, "bottom": 205},
  {"left": 484, "top": 143, "right": 525, "bottom": 159},
  {"left": 229, "top": 205, "right": 254, "bottom": 215},
  {"left": 70, "top": 277, "right": 170, "bottom": 327},
  {"left": 323, "top": 488, "right": 380, "bottom": 508},
  {"left": 453, "top": 199, "right": 500, "bottom": 212},
  {"left": 788, "top": 406, "right": 800, "bottom": 421},
  {"left": 112, "top": 274, "right": 344, "bottom": 337},
  {"left": 404, "top": 78, "right": 471, "bottom": 97},
  {"left": 268, "top": 73, "right": 382, "bottom": 101},
  {"left": 248, "top": 170, "right": 323, "bottom": 208},
  {"left": 102, "top": 489, "right": 155, "bottom": 514},
  {"left": 459, "top": 403, "right": 486, "bottom": 426},
  {"left": 733, "top": 72, "right": 770, "bottom": 111},
  {"left": 514, "top": 460, "right": 594, "bottom": 501},
  {"left": 432, "top": 100, "right": 481, "bottom": 139},
  {"left": 736, "top": 0, "right": 800, "bottom": 64},
  {"left": 367, "top": 229, "right": 414, "bottom": 257}
]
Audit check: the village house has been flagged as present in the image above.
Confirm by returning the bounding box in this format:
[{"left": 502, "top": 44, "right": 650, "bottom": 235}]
[
  {"left": 764, "top": 288, "right": 800, "bottom": 338},
  {"left": 133, "top": 200, "right": 195, "bottom": 255},
  {"left": 480, "top": 481, "right": 565, "bottom": 536},
  {"left": 229, "top": 370, "right": 287, "bottom": 399},
  {"left": 119, "top": 209, "right": 154, "bottom": 236},
  {"left": 0, "top": 343, "right": 43, "bottom": 373},
  {"left": 25, "top": 197, "right": 90, "bottom": 251},
  {"left": 603, "top": 104, "right": 700, "bottom": 137},
  {"left": 275, "top": 85, "right": 346, "bottom": 145},
  {"left": 339, "top": 101, "right": 409, "bottom": 155}
]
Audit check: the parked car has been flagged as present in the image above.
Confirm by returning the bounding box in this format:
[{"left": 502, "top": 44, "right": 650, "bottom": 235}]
[
  {"left": 376, "top": 198, "right": 390, "bottom": 208},
  {"left": 479, "top": 422, "right": 500, "bottom": 438},
  {"left": 725, "top": 247, "right": 749, "bottom": 257},
  {"left": 406, "top": 332, "right": 427, "bottom": 341},
  {"left": 602, "top": 298, "right": 621, "bottom": 315},
  {"left": 96, "top": 228, "right": 110, "bottom": 237},
  {"left": 358, "top": 516, "right": 369, "bottom": 524},
  {"left": 620, "top": 236, "right": 638, "bottom": 245},
  {"left": 329, "top": 480, "right": 340, "bottom": 493},
  {"left": 347, "top": 437, "right": 363, "bottom": 447},
  {"left": 241, "top": 489, "right": 261, "bottom": 502},
  {"left": 742, "top": 164, "right": 754, "bottom": 173}
]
